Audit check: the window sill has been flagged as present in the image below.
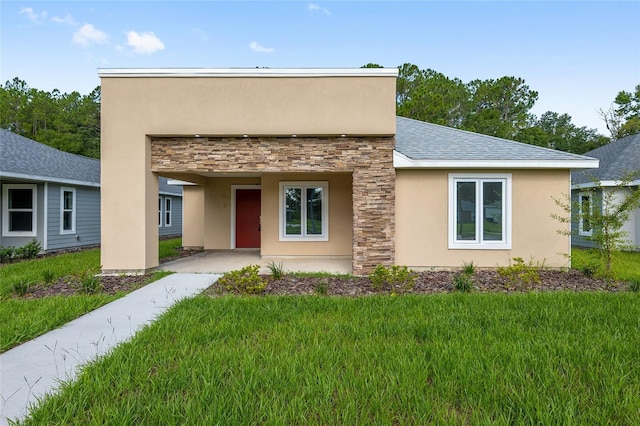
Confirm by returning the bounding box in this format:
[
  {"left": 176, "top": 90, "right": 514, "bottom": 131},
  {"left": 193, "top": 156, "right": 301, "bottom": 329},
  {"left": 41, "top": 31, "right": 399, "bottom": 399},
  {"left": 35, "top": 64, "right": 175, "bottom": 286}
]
[{"left": 448, "top": 242, "right": 511, "bottom": 250}]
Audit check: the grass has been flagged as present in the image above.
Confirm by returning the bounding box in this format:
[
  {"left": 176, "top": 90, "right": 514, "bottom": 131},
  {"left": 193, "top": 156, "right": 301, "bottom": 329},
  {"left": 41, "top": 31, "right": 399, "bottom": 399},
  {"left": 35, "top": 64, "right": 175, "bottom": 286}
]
[
  {"left": 21, "top": 293, "right": 640, "bottom": 424},
  {"left": 0, "top": 238, "right": 182, "bottom": 353},
  {"left": 571, "top": 247, "right": 640, "bottom": 282}
]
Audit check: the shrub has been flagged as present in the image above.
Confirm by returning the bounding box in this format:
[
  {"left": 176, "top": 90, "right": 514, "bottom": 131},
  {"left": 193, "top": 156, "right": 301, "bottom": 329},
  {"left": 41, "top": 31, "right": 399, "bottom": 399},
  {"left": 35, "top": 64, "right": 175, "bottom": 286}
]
[
  {"left": 78, "top": 271, "right": 103, "bottom": 294},
  {"left": 267, "top": 261, "right": 285, "bottom": 280},
  {"left": 369, "top": 264, "right": 417, "bottom": 294},
  {"left": 42, "top": 269, "right": 56, "bottom": 285},
  {"left": 314, "top": 279, "right": 329, "bottom": 295},
  {"left": 462, "top": 260, "right": 476, "bottom": 275},
  {"left": 628, "top": 278, "right": 640, "bottom": 293},
  {"left": 497, "top": 257, "right": 543, "bottom": 289},
  {"left": 0, "top": 246, "right": 15, "bottom": 263},
  {"left": 216, "top": 265, "right": 267, "bottom": 295},
  {"left": 12, "top": 279, "right": 31, "bottom": 296},
  {"left": 14, "top": 239, "right": 42, "bottom": 260},
  {"left": 453, "top": 272, "right": 473, "bottom": 293}
]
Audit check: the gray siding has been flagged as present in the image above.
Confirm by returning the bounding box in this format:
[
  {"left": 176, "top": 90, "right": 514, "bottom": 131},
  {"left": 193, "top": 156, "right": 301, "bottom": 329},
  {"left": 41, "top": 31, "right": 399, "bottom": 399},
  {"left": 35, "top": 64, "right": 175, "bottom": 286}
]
[
  {"left": 0, "top": 180, "right": 45, "bottom": 249},
  {"left": 46, "top": 184, "right": 101, "bottom": 251},
  {"left": 571, "top": 188, "right": 601, "bottom": 249},
  {"left": 159, "top": 195, "right": 183, "bottom": 237}
]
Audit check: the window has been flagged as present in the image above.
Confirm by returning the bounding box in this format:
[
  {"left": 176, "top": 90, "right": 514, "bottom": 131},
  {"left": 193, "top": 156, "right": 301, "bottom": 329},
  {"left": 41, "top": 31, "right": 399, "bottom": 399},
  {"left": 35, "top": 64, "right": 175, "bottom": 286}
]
[
  {"left": 60, "top": 187, "right": 76, "bottom": 234},
  {"left": 165, "top": 197, "right": 172, "bottom": 227},
  {"left": 578, "top": 192, "right": 593, "bottom": 236},
  {"left": 158, "top": 197, "right": 162, "bottom": 227},
  {"left": 279, "top": 181, "right": 328, "bottom": 241},
  {"left": 448, "top": 174, "right": 511, "bottom": 249},
  {"left": 2, "top": 184, "right": 37, "bottom": 237}
]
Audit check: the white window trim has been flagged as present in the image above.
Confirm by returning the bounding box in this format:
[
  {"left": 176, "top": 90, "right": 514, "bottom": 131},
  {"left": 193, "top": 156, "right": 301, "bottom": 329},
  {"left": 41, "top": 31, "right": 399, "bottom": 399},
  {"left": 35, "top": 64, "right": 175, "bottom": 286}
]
[
  {"left": 2, "top": 183, "right": 37, "bottom": 237},
  {"left": 578, "top": 191, "right": 593, "bottom": 237},
  {"left": 448, "top": 173, "right": 512, "bottom": 250},
  {"left": 165, "top": 197, "right": 172, "bottom": 227},
  {"left": 158, "top": 197, "right": 163, "bottom": 228},
  {"left": 60, "top": 187, "right": 76, "bottom": 235},
  {"left": 279, "top": 181, "right": 329, "bottom": 242}
]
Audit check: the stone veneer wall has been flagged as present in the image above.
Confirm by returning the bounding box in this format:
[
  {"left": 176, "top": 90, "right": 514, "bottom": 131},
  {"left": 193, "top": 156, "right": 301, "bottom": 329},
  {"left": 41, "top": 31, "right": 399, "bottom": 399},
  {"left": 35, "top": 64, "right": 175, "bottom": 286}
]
[{"left": 151, "top": 137, "right": 395, "bottom": 274}]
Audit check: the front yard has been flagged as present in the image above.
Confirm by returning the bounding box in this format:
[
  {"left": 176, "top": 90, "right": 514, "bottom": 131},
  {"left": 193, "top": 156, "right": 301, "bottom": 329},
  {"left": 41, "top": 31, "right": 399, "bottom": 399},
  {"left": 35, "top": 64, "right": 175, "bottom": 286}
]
[{"left": 21, "top": 293, "right": 640, "bottom": 424}]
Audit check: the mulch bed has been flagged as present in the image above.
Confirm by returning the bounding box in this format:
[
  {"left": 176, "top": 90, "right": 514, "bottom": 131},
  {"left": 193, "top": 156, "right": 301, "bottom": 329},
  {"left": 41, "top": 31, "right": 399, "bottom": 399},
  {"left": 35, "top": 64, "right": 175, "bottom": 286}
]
[{"left": 228, "top": 269, "right": 623, "bottom": 297}]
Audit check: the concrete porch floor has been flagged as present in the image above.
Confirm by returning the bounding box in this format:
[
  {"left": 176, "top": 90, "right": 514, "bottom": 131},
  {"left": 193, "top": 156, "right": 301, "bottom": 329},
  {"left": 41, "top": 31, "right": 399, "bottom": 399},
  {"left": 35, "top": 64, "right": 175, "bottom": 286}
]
[{"left": 157, "top": 250, "right": 353, "bottom": 275}]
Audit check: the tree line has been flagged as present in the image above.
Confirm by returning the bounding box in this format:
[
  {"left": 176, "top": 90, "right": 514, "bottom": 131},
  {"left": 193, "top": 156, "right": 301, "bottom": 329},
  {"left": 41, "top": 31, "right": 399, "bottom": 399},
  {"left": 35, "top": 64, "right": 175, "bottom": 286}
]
[{"left": 1, "top": 67, "right": 638, "bottom": 158}]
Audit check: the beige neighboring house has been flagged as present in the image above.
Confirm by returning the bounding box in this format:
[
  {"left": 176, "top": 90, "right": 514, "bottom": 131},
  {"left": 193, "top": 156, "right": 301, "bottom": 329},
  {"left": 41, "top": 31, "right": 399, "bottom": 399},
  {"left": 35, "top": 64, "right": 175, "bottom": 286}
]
[{"left": 98, "top": 68, "right": 598, "bottom": 275}]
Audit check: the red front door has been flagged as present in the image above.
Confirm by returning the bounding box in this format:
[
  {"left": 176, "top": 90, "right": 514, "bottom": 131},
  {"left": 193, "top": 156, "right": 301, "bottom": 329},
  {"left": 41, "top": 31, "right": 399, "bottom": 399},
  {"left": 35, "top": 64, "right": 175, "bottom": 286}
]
[{"left": 235, "top": 189, "right": 261, "bottom": 248}]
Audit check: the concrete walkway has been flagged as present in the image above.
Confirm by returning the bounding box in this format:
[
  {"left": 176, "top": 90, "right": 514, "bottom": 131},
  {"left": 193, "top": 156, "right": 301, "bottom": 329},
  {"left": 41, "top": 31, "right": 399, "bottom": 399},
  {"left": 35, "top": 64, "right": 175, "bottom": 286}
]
[{"left": 0, "top": 273, "right": 219, "bottom": 425}]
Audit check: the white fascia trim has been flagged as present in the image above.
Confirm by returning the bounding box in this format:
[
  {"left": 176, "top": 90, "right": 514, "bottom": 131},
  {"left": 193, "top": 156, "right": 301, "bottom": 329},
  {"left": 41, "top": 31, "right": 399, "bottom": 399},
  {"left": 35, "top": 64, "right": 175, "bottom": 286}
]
[
  {"left": 393, "top": 150, "right": 599, "bottom": 170},
  {"left": 167, "top": 179, "right": 197, "bottom": 186},
  {"left": 572, "top": 179, "right": 640, "bottom": 190},
  {"left": 0, "top": 171, "right": 99, "bottom": 188},
  {"left": 159, "top": 191, "right": 183, "bottom": 197},
  {"left": 98, "top": 68, "right": 399, "bottom": 78}
]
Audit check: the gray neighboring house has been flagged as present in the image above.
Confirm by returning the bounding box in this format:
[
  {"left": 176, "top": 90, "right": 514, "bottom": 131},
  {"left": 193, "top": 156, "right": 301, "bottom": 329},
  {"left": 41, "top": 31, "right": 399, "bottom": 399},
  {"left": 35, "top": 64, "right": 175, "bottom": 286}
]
[
  {"left": 571, "top": 133, "right": 640, "bottom": 250},
  {"left": 0, "top": 129, "right": 182, "bottom": 251}
]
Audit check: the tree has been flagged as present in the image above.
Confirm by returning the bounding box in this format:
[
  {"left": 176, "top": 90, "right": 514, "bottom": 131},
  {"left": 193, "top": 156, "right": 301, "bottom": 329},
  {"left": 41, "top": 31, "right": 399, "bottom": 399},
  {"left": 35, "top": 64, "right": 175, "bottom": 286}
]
[{"left": 600, "top": 83, "right": 640, "bottom": 139}]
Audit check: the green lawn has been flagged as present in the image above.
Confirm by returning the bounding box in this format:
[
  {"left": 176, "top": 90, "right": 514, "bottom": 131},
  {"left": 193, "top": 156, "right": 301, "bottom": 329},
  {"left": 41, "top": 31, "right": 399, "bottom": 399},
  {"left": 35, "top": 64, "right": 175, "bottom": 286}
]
[
  {"left": 0, "top": 238, "right": 182, "bottom": 352},
  {"left": 571, "top": 247, "right": 640, "bottom": 282},
  {"left": 22, "top": 293, "right": 640, "bottom": 425}
]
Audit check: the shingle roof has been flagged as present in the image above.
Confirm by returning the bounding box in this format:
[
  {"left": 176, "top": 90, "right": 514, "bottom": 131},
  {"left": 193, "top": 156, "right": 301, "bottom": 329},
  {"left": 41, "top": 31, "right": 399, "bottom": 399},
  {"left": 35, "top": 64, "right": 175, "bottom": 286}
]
[
  {"left": 395, "top": 116, "right": 595, "bottom": 163},
  {"left": 0, "top": 129, "right": 181, "bottom": 195},
  {"left": 0, "top": 129, "right": 100, "bottom": 185},
  {"left": 572, "top": 133, "right": 640, "bottom": 185}
]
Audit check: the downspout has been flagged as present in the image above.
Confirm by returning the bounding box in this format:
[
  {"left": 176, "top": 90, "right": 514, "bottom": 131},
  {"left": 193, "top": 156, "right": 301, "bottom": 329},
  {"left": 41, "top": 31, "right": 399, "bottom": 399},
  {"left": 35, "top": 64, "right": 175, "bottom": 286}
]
[{"left": 43, "top": 182, "right": 48, "bottom": 251}]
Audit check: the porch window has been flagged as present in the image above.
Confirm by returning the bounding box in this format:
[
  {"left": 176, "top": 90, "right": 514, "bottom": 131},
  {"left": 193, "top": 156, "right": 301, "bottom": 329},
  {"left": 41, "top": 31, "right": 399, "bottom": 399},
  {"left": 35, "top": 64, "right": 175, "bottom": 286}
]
[
  {"left": 279, "top": 181, "right": 328, "bottom": 241},
  {"left": 448, "top": 174, "right": 511, "bottom": 249},
  {"left": 165, "top": 197, "right": 172, "bottom": 227},
  {"left": 2, "top": 184, "right": 37, "bottom": 237},
  {"left": 60, "top": 187, "right": 76, "bottom": 234},
  {"left": 578, "top": 192, "right": 593, "bottom": 236}
]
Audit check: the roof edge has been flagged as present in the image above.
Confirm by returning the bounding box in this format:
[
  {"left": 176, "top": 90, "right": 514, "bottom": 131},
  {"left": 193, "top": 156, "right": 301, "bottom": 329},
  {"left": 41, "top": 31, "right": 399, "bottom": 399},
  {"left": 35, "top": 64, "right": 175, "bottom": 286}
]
[
  {"left": 572, "top": 179, "right": 640, "bottom": 189},
  {"left": 393, "top": 151, "right": 600, "bottom": 170},
  {"left": 98, "top": 68, "right": 399, "bottom": 78},
  {"left": 0, "top": 171, "right": 100, "bottom": 187}
]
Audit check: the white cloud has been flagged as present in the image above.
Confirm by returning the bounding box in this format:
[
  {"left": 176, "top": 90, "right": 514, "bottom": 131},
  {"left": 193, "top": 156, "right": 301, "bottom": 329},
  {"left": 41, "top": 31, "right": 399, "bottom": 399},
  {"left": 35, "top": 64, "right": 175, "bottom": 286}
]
[
  {"left": 308, "top": 3, "right": 330, "bottom": 15},
  {"left": 52, "top": 14, "right": 78, "bottom": 26},
  {"left": 126, "top": 31, "right": 165, "bottom": 54},
  {"left": 249, "top": 41, "right": 274, "bottom": 53},
  {"left": 73, "top": 23, "right": 108, "bottom": 46},
  {"left": 20, "top": 7, "right": 47, "bottom": 23}
]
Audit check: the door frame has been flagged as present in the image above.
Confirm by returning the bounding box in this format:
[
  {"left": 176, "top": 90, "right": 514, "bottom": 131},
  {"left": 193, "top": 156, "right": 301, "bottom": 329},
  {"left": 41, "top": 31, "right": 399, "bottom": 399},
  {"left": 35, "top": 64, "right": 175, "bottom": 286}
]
[{"left": 230, "top": 184, "right": 261, "bottom": 249}]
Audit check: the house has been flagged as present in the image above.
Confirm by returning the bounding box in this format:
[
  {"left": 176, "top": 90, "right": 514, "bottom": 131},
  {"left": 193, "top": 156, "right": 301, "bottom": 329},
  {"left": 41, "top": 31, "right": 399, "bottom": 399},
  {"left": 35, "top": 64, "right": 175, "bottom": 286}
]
[
  {"left": 0, "top": 129, "right": 183, "bottom": 252},
  {"left": 571, "top": 133, "right": 640, "bottom": 250},
  {"left": 97, "top": 68, "right": 597, "bottom": 274}
]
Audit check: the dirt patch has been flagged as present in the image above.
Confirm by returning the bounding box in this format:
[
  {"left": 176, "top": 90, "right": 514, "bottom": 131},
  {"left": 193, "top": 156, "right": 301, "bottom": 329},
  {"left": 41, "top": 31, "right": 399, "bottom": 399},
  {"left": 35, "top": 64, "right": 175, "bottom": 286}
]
[{"left": 21, "top": 274, "right": 153, "bottom": 299}]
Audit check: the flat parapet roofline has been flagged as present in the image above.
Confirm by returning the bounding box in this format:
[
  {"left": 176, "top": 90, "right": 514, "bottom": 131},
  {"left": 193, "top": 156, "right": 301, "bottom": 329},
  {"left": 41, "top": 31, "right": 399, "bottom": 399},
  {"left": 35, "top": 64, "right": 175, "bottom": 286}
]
[{"left": 98, "top": 68, "right": 399, "bottom": 78}]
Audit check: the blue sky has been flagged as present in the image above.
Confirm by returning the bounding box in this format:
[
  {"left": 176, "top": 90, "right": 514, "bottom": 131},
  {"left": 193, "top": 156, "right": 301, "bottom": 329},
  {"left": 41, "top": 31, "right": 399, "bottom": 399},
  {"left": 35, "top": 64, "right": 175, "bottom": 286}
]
[{"left": 2, "top": 1, "right": 639, "bottom": 134}]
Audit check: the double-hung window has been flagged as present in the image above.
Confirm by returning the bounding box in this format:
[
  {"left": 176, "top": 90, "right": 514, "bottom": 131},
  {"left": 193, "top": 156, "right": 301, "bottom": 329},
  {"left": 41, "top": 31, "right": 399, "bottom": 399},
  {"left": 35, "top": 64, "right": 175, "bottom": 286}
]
[
  {"left": 158, "top": 197, "right": 162, "bottom": 227},
  {"left": 578, "top": 191, "right": 593, "bottom": 236},
  {"left": 448, "top": 174, "right": 511, "bottom": 249},
  {"left": 165, "top": 198, "right": 172, "bottom": 227},
  {"left": 2, "top": 184, "right": 37, "bottom": 237},
  {"left": 279, "top": 181, "right": 328, "bottom": 241},
  {"left": 60, "top": 187, "right": 76, "bottom": 234}
]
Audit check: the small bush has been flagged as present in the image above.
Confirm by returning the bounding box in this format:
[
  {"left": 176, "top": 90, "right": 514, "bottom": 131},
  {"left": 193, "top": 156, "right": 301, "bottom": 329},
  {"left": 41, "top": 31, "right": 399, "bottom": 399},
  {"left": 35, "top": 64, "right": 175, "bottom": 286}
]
[
  {"left": 15, "top": 239, "right": 42, "bottom": 260},
  {"left": 42, "top": 269, "right": 55, "bottom": 285},
  {"left": 78, "top": 271, "right": 103, "bottom": 294},
  {"left": 0, "top": 246, "right": 16, "bottom": 263},
  {"left": 369, "top": 264, "right": 417, "bottom": 295},
  {"left": 453, "top": 272, "right": 473, "bottom": 292},
  {"left": 581, "top": 261, "right": 600, "bottom": 278},
  {"left": 462, "top": 261, "right": 476, "bottom": 275},
  {"left": 267, "top": 261, "right": 285, "bottom": 280},
  {"left": 628, "top": 279, "right": 640, "bottom": 293},
  {"left": 497, "top": 257, "right": 543, "bottom": 289},
  {"left": 12, "top": 279, "right": 31, "bottom": 296},
  {"left": 216, "top": 265, "right": 267, "bottom": 295}
]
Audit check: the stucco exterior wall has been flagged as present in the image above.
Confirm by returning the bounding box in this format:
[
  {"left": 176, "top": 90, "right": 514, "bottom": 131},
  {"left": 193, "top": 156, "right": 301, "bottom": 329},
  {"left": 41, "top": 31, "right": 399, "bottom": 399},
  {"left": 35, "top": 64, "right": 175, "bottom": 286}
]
[
  {"left": 395, "top": 169, "right": 570, "bottom": 269},
  {"left": 182, "top": 186, "right": 205, "bottom": 248},
  {"left": 100, "top": 72, "right": 396, "bottom": 273}
]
